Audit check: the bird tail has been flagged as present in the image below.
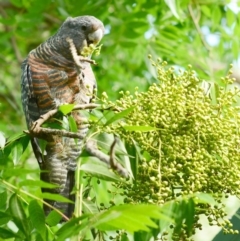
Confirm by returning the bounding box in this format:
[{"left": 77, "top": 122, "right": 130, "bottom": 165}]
[
  {"left": 31, "top": 138, "right": 75, "bottom": 219},
  {"left": 41, "top": 170, "right": 75, "bottom": 219}
]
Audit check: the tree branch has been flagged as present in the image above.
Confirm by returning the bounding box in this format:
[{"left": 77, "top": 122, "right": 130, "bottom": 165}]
[{"left": 24, "top": 103, "right": 100, "bottom": 138}]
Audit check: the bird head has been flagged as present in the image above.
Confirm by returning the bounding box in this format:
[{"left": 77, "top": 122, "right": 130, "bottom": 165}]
[{"left": 56, "top": 15, "right": 104, "bottom": 56}]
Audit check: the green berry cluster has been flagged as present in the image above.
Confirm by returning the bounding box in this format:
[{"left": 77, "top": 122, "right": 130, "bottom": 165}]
[
  {"left": 99, "top": 57, "right": 240, "bottom": 239},
  {"left": 81, "top": 43, "right": 102, "bottom": 57}
]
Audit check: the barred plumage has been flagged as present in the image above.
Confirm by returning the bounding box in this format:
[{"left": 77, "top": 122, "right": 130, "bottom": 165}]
[{"left": 21, "top": 16, "right": 104, "bottom": 217}]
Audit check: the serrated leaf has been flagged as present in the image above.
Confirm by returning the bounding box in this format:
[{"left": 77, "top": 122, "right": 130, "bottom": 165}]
[
  {"left": 29, "top": 200, "right": 46, "bottom": 239},
  {"left": 58, "top": 104, "right": 75, "bottom": 115},
  {"left": 123, "top": 125, "right": 157, "bottom": 132},
  {"left": 105, "top": 107, "right": 134, "bottom": 126},
  {"left": 19, "top": 179, "right": 57, "bottom": 189},
  {"left": 0, "top": 132, "right": 6, "bottom": 149},
  {"left": 46, "top": 210, "right": 62, "bottom": 226},
  {"left": 41, "top": 193, "right": 73, "bottom": 203}
]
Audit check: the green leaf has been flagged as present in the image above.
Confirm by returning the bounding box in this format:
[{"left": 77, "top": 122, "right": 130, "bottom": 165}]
[
  {"left": 0, "top": 227, "right": 16, "bottom": 239},
  {"left": 45, "top": 210, "right": 62, "bottom": 227},
  {"left": 12, "top": 142, "right": 23, "bottom": 165},
  {"left": 5, "top": 132, "right": 26, "bottom": 146},
  {"left": 232, "top": 39, "right": 239, "bottom": 59},
  {"left": 36, "top": 233, "right": 44, "bottom": 241},
  {"left": 41, "top": 193, "right": 73, "bottom": 203},
  {"left": 126, "top": 21, "right": 148, "bottom": 29},
  {"left": 0, "top": 211, "right": 12, "bottom": 226},
  {"left": 9, "top": 194, "right": 30, "bottom": 237},
  {"left": 94, "top": 204, "right": 170, "bottom": 232},
  {"left": 29, "top": 200, "right": 46, "bottom": 239},
  {"left": 105, "top": 107, "right": 134, "bottom": 126},
  {"left": 9, "top": 194, "right": 27, "bottom": 221},
  {"left": 2, "top": 168, "right": 39, "bottom": 179},
  {"left": 82, "top": 199, "right": 99, "bottom": 214},
  {"left": 212, "top": 7, "right": 221, "bottom": 26},
  {"left": 55, "top": 215, "right": 91, "bottom": 241},
  {"left": 68, "top": 115, "right": 78, "bottom": 144},
  {"left": 68, "top": 115, "right": 78, "bottom": 132},
  {"left": 10, "top": 0, "right": 23, "bottom": 7},
  {"left": 124, "top": 140, "right": 139, "bottom": 179},
  {"left": 0, "top": 191, "right": 7, "bottom": 209},
  {"left": 164, "top": 0, "right": 180, "bottom": 19},
  {"left": 0, "top": 132, "right": 5, "bottom": 149},
  {"left": 20, "top": 134, "right": 30, "bottom": 153},
  {"left": 123, "top": 125, "right": 157, "bottom": 132},
  {"left": 58, "top": 104, "right": 75, "bottom": 115},
  {"left": 119, "top": 41, "right": 137, "bottom": 48},
  {"left": 226, "top": 8, "right": 236, "bottom": 27},
  {"left": 184, "top": 198, "right": 195, "bottom": 236},
  {"left": 124, "top": 29, "right": 142, "bottom": 39},
  {"left": 19, "top": 179, "right": 57, "bottom": 189},
  {"left": 38, "top": 139, "right": 47, "bottom": 155},
  {"left": 81, "top": 158, "right": 121, "bottom": 181},
  {"left": 201, "top": 5, "right": 211, "bottom": 17}
]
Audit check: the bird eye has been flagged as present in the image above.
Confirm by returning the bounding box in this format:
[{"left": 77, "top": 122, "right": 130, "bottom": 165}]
[{"left": 81, "top": 25, "right": 87, "bottom": 31}]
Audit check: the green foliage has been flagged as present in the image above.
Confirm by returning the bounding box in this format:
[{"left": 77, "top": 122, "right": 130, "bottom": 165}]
[{"left": 1, "top": 0, "right": 240, "bottom": 240}]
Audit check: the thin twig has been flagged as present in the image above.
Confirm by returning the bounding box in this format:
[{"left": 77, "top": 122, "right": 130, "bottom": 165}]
[
  {"left": 85, "top": 139, "right": 128, "bottom": 177},
  {"left": 109, "top": 136, "right": 118, "bottom": 168},
  {"left": 73, "top": 103, "right": 100, "bottom": 110},
  {"left": 188, "top": 4, "right": 210, "bottom": 53}
]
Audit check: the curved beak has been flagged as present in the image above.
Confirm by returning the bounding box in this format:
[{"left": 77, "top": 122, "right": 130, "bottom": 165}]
[{"left": 88, "top": 28, "right": 104, "bottom": 45}]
